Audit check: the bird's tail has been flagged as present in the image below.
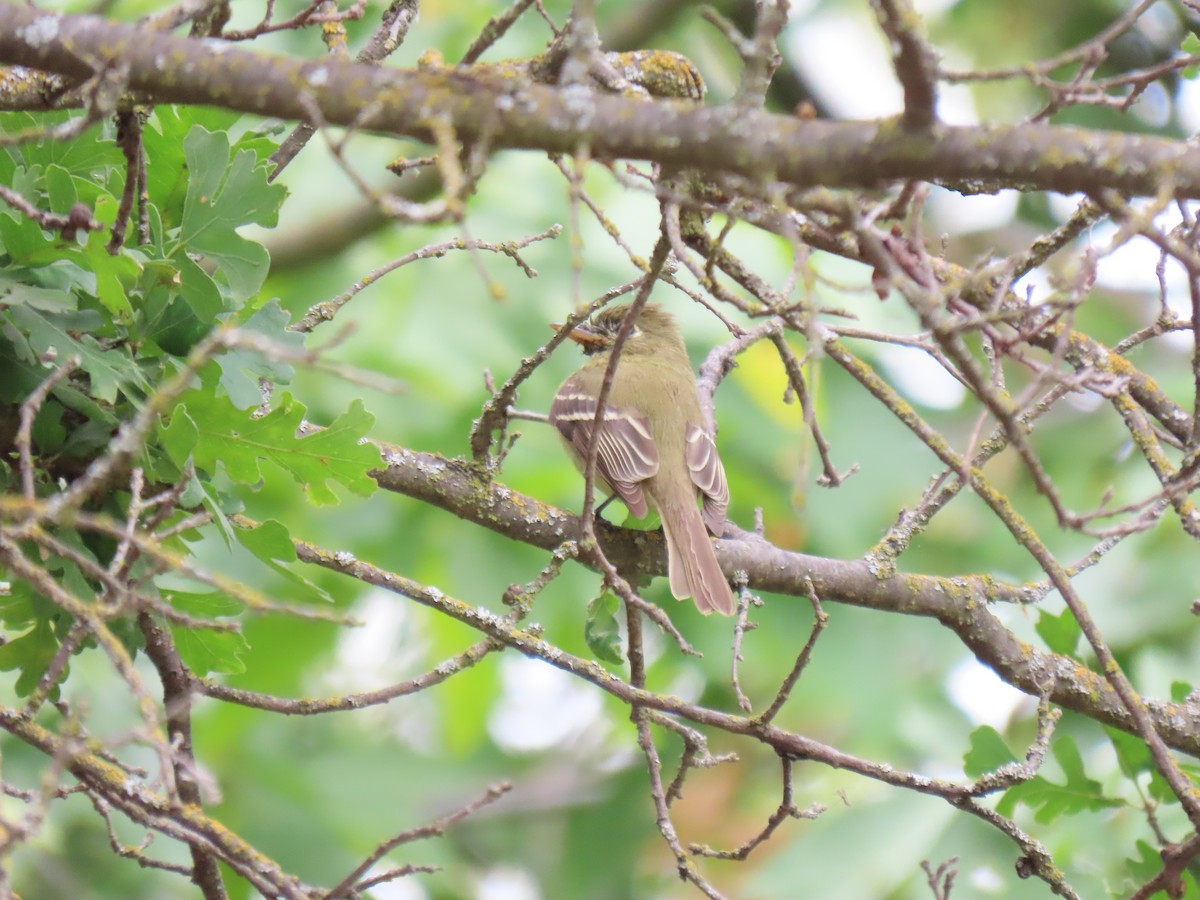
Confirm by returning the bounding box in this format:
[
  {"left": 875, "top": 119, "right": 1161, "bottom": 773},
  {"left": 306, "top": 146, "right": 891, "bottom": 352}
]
[{"left": 660, "top": 501, "right": 735, "bottom": 616}]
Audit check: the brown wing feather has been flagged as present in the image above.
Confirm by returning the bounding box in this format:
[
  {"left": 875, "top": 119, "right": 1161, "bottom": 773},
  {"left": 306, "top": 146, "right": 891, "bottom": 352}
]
[
  {"left": 685, "top": 424, "right": 729, "bottom": 535},
  {"left": 550, "top": 391, "right": 660, "bottom": 518}
]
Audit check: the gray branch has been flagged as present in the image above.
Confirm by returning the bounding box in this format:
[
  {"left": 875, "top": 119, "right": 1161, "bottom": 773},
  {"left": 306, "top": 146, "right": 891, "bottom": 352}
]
[
  {"left": 372, "top": 445, "right": 1200, "bottom": 758},
  {"left": 1, "top": 6, "right": 1199, "bottom": 198}
]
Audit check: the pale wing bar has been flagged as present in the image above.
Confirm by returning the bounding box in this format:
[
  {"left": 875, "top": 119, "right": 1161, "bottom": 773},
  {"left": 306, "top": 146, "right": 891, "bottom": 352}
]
[
  {"left": 550, "top": 392, "right": 660, "bottom": 518},
  {"left": 685, "top": 424, "right": 729, "bottom": 535}
]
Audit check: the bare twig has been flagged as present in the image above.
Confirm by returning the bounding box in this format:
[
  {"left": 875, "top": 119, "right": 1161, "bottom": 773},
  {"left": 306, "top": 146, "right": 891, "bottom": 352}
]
[
  {"left": 690, "top": 756, "right": 824, "bottom": 860},
  {"left": 0, "top": 186, "right": 99, "bottom": 241},
  {"left": 197, "top": 638, "right": 497, "bottom": 715},
  {"left": 16, "top": 357, "right": 80, "bottom": 503},
  {"left": 325, "top": 781, "right": 512, "bottom": 899},
  {"left": 292, "top": 226, "right": 561, "bottom": 333},
  {"left": 870, "top": 0, "right": 939, "bottom": 129},
  {"left": 758, "top": 577, "right": 828, "bottom": 724}
]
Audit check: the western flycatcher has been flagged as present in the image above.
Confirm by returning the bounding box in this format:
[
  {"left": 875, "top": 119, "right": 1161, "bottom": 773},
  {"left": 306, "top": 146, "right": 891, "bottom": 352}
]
[{"left": 551, "top": 303, "right": 734, "bottom": 616}]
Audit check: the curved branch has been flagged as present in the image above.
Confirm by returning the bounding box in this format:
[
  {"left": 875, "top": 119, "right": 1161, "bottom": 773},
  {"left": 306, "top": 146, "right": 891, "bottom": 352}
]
[
  {"left": 0, "top": 710, "right": 305, "bottom": 899},
  {"left": 2, "top": 6, "right": 1200, "bottom": 198},
  {"left": 373, "top": 444, "right": 1025, "bottom": 605},
  {"left": 371, "top": 445, "right": 1200, "bottom": 758}
]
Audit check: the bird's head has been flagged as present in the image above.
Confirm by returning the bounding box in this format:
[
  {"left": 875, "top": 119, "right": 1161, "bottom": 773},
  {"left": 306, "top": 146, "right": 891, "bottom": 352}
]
[{"left": 556, "top": 303, "right": 683, "bottom": 357}]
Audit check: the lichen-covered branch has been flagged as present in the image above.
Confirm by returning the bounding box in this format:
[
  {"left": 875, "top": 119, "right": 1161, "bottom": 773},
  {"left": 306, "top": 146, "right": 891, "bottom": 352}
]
[
  {"left": 367, "top": 444, "right": 1200, "bottom": 757},
  {"left": 3, "top": 6, "right": 1200, "bottom": 199}
]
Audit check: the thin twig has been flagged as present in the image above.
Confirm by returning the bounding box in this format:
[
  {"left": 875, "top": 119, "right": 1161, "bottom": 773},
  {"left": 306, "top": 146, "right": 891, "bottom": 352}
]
[
  {"left": 690, "top": 756, "right": 824, "bottom": 860},
  {"left": 16, "top": 357, "right": 79, "bottom": 503},
  {"left": 325, "top": 782, "right": 513, "bottom": 899},
  {"left": 292, "top": 226, "right": 561, "bottom": 334}
]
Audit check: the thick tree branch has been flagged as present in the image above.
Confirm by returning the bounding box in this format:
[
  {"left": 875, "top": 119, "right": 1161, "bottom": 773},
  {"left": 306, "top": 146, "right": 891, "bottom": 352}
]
[
  {"left": 2, "top": 6, "right": 1200, "bottom": 198},
  {"left": 373, "top": 444, "right": 1027, "bottom": 606},
  {"left": 370, "top": 445, "right": 1200, "bottom": 757}
]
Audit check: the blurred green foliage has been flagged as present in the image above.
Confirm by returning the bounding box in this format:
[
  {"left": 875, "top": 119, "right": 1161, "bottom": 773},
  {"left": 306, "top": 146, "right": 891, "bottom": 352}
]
[{"left": 3, "top": 1, "right": 1200, "bottom": 899}]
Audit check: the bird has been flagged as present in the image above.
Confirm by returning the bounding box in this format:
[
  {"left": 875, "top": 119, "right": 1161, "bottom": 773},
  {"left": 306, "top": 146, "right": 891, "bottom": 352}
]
[{"left": 550, "top": 303, "right": 735, "bottom": 616}]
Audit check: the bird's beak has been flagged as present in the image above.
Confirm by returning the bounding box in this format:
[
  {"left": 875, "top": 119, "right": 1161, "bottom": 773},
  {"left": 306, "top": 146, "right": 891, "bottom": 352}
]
[{"left": 550, "top": 321, "right": 607, "bottom": 349}]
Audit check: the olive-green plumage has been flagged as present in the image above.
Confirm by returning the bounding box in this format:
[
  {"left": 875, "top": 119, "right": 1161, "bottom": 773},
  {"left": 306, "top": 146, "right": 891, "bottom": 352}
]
[{"left": 551, "top": 304, "right": 733, "bottom": 616}]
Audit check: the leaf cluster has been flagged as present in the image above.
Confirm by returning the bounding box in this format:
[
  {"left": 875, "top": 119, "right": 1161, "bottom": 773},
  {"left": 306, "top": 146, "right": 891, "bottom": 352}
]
[{"left": 0, "top": 107, "right": 381, "bottom": 688}]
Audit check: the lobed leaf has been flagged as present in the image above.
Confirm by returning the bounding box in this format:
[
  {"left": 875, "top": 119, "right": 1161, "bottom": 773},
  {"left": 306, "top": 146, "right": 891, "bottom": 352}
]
[{"left": 171, "top": 390, "right": 381, "bottom": 505}]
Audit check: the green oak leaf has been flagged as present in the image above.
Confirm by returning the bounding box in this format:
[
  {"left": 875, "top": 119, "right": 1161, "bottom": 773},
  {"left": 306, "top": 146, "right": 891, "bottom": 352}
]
[
  {"left": 585, "top": 591, "right": 625, "bottom": 664},
  {"left": 164, "top": 591, "right": 248, "bottom": 676},
  {"left": 0, "top": 273, "right": 77, "bottom": 313},
  {"left": 215, "top": 299, "right": 300, "bottom": 408},
  {"left": 235, "top": 519, "right": 298, "bottom": 564},
  {"left": 174, "top": 127, "right": 286, "bottom": 303},
  {"left": 234, "top": 519, "right": 333, "bottom": 604},
  {"left": 5, "top": 305, "right": 147, "bottom": 403},
  {"left": 0, "top": 208, "right": 54, "bottom": 262},
  {"left": 175, "top": 252, "right": 224, "bottom": 322},
  {"left": 1185, "top": 35, "right": 1200, "bottom": 79},
  {"left": 0, "top": 579, "right": 60, "bottom": 631},
  {"left": 54, "top": 225, "right": 140, "bottom": 323},
  {"left": 177, "top": 390, "right": 380, "bottom": 505},
  {"left": 997, "top": 735, "right": 1123, "bottom": 822},
  {"left": 159, "top": 404, "right": 200, "bottom": 467},
  {"left": 43, "top": 163, "right": 76, "bottom": 214},
  {"left": 1035, "top": 606, "right": 1082, "bottom": 658},
  {"left": 962, "top": 725, "right": 1019, "bottom": 779},
  {"left": 0, "top": 619, "right": 59, "bottom": 697},
  {"left": 1123, "top": 840, "right": 1199, "bottom": 898},
  {"left": 1105, "top": 726, "right": 1175, "bottom": 804}
]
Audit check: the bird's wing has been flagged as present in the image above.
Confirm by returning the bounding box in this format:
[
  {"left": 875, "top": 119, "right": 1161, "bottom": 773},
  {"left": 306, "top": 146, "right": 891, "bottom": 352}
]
[
  {"left": 550, "top": 390, "right": 660, "bottom": 519},
  {"left": 685, "top": 424, "right": 729, "bottom": 535}
]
